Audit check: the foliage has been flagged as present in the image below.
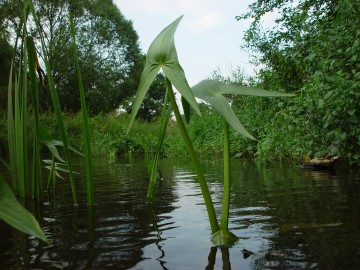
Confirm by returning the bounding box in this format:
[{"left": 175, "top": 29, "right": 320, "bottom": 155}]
[
  {"left": 0, "top": 174, "right": 48, "bottom": 243},
  {"left": 237, "top": 0, "right": 360, "bottom": 164},
  {"left": 123, "top": 73, "right": 167, "bottom": 121},
  {"left": 0, "top": 0, "right": 142, "bottom": 115},
  {"left": 127, "top": 15, "right": 219, "bottom": 233},
  {"left": 0, "top": 37, "right": 13, "bottom": 110}
]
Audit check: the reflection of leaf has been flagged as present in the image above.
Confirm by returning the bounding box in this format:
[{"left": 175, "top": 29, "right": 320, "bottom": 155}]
[
  {"left": 211, "top": 230, "right": 238, "bottom": 247},
  {"left": 128, "top": 15, "right": 200, "bottom": 132},
  {"left": 278, "top": 223, "right": 342, "bottom": 233},
  {"left": 0, "top": 175, "right": 48, "bottom": 243},
  {"left": 192, "top": 80, "right": 295, "bottom": 140}
]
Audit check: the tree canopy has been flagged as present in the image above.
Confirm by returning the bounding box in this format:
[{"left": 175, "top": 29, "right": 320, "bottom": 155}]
[
  {"left": 236, "top": 0, "right": 360, "bottom": 163},
  {"left": 0, "top": 0, "right": 143, "bottom": 114}
]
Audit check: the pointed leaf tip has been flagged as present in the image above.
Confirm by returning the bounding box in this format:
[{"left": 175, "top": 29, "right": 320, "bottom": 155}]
[{"left": 128, "top": 15, "right": 201, "bottom": 132}]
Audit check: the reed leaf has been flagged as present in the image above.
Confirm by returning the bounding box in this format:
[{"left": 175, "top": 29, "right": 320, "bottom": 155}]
[
  {"left": 27, "top": 0, "right": 78, "bottom": 204},
  {"left": 26, "top": 36, "right": 42, "bottom": 198},
  {"left": 69, "top": 13, "right": 93, "bottom": 205}
]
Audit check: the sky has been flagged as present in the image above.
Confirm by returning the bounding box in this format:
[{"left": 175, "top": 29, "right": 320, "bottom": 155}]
[{"left": 114, "top": 0, "right": 264, "bottom": 86}]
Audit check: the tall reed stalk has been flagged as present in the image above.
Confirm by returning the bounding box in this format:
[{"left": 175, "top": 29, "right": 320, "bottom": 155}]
[
  {"left": 6, "top": 0, "right": 78, "bottom": 204},
  {"left": 28, "top": 0, "right": 78, "bottom": 204},
  {"left": 69, "top": 13, "right": 94, "bottom": 205}
]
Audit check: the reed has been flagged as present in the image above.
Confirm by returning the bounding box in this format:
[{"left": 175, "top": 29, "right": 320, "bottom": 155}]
[{"left": 69, "top": 13, "right": 94, "bottom": 206}]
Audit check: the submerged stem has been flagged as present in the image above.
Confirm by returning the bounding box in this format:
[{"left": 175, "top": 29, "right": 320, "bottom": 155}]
[
  {"left": 167, "top": 78, "right": 219, "bottom": 233},
  {"left": 220, "top": 121, "right": 231, "bottom": 231}
]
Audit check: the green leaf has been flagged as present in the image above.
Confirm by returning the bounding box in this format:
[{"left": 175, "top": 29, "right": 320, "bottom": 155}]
[
  {"left": 181, "top": 95, "right": 191, "bottom": 124},
  {"left": 39, "top": 123, "right": 83, "bottom": 161},
  {"left": 192, "top": 80, "right": 295, "bottom": 140},
  {"left": 128, "top": 15, "right": 200, "bottom": 132},
  {"left": 0, "top": 175, "right": 48, "bottom": 243},
  {"left": 211, "top": 230, "right": 239, "bottom": 247}
]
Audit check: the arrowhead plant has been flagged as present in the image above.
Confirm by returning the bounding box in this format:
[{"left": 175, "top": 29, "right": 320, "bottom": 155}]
[
  {"left": 191, "top": 79, "right": 294, "bottom": 245},
  {"left": 129, "top": 16, "right": 295, "bottom": 246},
  {"left": 128, "top": 15, "right": 200, "bottom": 132},
  {"left": 128, "top": 16, "right": 219, "bottom": 233}
]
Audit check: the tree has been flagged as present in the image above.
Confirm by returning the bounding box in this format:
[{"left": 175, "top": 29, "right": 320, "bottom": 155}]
[
  {"left": 237, "top": 0, "right": 360, "bottom": 163},
  {"left": 0, "top": 37, "right": 13, "bottom": 110},
  {"left": 0, "top": 0, "right": 143, "bottom": 114},
  {"left": 123, "top": 72, "right": 167, "bottom": 121}
]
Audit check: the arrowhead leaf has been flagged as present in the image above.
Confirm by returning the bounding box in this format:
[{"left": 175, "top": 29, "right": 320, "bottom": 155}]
[
  {"left": 192, "top": 80, "right": 295, "bottom": 140},
  {"left": 128, "top": 15, "right": 200, "bottom": 132}
]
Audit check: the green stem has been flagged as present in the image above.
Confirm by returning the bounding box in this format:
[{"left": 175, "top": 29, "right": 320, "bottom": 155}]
[
  {"left": 70, "top": 13, "right": 93, "bottom": 205},
  {"left": 220, "top": 121, "right": 230, "bottom": 231},
  {"left": 167, "top": 79, "right": 219, "bottom": 233},
  {"left": 147, "top": 89, "right": 170, "bottom": 200}
]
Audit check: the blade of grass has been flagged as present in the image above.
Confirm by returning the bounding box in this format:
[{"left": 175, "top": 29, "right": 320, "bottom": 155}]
[
  {"left": 69, "top": 13, "right": 93, "bottom": 205},
  {"left": 7, "top": 62, "right": 18, "bottom": 192},
  {"left": 27, "top": 36, "right": 42, "bottom": 198},
  {"left": 28, "top": 0, "right": 78, "bottom": 205}
]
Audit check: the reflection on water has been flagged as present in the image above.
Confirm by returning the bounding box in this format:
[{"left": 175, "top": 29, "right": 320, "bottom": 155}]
[{"left": 0, "top": 157, "right": 360, "bottom": 269}]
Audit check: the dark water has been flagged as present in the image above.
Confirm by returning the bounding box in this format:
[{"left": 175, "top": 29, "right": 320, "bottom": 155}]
[{"left": 0, "top": 157, "right": 360, "bottom": 269}]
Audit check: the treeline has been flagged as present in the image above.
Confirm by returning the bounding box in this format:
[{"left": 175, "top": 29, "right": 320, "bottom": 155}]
[
  {"left": 227, "top": 0, "right": 360, "bottom": 164},
  {"left": 1, "top": 0, "right": 359, "bottom": 164},
  {"left": 0, "top": 0, "right": 166, "bottom": 119}
]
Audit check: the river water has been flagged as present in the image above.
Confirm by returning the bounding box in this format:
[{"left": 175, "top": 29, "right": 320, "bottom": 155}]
[{"left": 0, "top": 156, "right": 359, "bottom": 269}]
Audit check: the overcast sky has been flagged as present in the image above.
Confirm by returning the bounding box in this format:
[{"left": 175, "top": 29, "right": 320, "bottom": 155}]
[{"left": 114, "top": 0, "right": 268, "bottom": 86}]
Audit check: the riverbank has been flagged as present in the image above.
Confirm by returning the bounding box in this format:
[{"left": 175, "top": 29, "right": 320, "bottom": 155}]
[{"left": 0, "top": 109, "right": 355, "bottom": 165}]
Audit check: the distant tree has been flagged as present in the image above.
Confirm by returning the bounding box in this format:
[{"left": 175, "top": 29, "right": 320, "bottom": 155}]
[
  {"left": 123, "top": 72, "right": 167, "bottom": 121},
  {"left": 0, "top": 0, "right": 143, "bottom": 114},
  {"left": 0, "top": 37, "right": 13, "bottom": 110}
]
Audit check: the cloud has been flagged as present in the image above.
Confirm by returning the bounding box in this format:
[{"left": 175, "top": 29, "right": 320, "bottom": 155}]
[{"left": 187, "top": 13, "right": 227, "bottom": 33}]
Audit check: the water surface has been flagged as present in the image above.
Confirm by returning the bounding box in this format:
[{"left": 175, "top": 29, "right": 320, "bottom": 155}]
[{"left": 0, "top": 157, "right": 359, "bottom": 269}]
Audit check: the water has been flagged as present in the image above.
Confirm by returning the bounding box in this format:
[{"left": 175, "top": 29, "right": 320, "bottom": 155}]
[{"left": 1, "top": 157, "right": 360, "bottom": 269}]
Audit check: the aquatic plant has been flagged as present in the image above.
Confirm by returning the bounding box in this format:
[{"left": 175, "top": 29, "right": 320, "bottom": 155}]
[
  {"left": 191, "top": 80, "right": 294, "bottom": 245},
  {"left": 0, "top": 174, "right": 48, "bottom": 243},
  {"left": 6, "top": 0, "right": 77, "bottom": 203},
  {"left": 69, "top": 13, "right": 93, "bottom": 206},
  {"left": 3, "top": 0, "right": 95, "bottom": 241},
  {"left": 129, "top": 16, "right": 294, "bottom": 246},
  {"left": 128, "top": 16, "right": 219, "bottom": 233}
]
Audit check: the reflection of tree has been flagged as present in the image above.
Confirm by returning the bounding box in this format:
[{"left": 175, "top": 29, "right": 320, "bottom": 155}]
[{"left": 2, "top": 158, "right": 360, "bottom": 269}]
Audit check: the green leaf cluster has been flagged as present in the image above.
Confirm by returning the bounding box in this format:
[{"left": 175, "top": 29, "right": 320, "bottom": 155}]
[{"left": 237, "top": 0, "right": 360, "bottom": 164}]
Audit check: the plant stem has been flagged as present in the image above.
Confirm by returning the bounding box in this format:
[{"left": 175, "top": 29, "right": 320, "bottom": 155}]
[
  {"left": 167, "top": 79, "right": 219, "bottom": 233},
  {"left": 147, "top": 89, "right": 170, "bottom": 200},
  {"left": 28, "top": 0, "right": 78, "bottom": 205},
  {"left": 70, "top": 13, "right": 93, "bottom": 205},
  {"left": 220, "top": 121, "right": 230, "bottom": 231}
]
